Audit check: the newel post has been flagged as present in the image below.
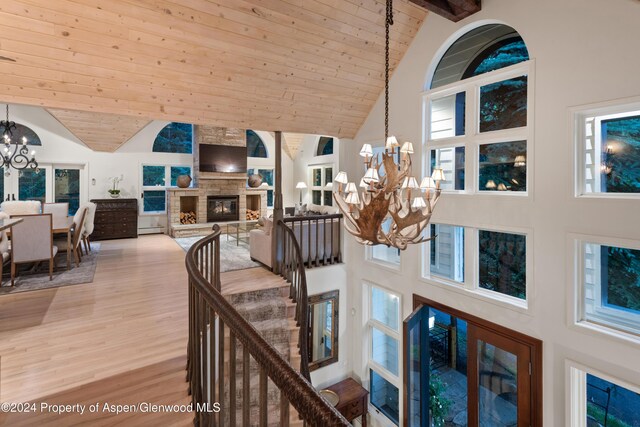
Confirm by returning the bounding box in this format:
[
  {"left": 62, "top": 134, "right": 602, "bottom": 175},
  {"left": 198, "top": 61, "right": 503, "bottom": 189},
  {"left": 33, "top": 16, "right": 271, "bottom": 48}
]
[{"left": 272, "top": 130, "right": 284, "bottom": 273}]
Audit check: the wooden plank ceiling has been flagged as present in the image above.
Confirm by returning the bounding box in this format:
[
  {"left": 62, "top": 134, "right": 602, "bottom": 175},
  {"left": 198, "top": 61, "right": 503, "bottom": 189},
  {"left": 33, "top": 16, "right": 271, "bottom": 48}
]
[
  {"left": 0, "top": 0, "right": 428, "bottom": 139},
  {"left": 47, "top": 108, "right": 152, "bottom": 152}
]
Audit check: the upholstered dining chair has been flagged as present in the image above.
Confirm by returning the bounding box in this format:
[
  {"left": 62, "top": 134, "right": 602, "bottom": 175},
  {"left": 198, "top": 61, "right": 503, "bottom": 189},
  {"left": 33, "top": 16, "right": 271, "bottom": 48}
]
[
  {"left": 43, "top": 202, "right": 70, "bottom": 226},
  {"left": 10, "top": 214, "right": 58, "bottom": 286},
  {"left": 78, "top": 202, "right": 96, "bottom": 253},
  {"left": 54, "top": 207, "right": 87, "bottom": 268},
  {"left": 0, "top": 212, "right": 11, "bottom": 286},
  {"left": 1, "top": 200, "right": 41, "bottom": 216}
]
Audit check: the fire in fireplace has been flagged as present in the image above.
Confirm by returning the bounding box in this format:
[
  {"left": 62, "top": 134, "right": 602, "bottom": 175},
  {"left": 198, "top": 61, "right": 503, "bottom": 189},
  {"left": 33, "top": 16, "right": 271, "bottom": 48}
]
[{"left": 207, "top": 195, "right": 239, "bottom": 222}]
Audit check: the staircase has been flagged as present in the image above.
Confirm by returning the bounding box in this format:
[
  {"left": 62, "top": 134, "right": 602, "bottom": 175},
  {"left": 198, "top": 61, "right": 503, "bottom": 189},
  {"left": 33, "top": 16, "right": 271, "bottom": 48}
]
[
  {"left": 223, "top": 283, "right": 303, "bottom": 426},
  {"left": 186, "top": 224, "right": 348, "bottom": 426}
]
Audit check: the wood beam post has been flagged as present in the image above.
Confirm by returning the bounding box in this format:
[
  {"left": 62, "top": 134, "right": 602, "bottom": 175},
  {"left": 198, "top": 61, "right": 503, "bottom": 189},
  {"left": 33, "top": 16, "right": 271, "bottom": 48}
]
[{"left": 272, "top": 131, "right": 284, "bottom": 273}]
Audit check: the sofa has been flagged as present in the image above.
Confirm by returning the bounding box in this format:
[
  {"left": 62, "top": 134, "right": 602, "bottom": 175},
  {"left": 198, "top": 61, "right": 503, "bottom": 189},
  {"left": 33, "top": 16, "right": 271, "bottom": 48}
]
[{"left": 249, "top": 204, "right": 342, "bottom": 268}]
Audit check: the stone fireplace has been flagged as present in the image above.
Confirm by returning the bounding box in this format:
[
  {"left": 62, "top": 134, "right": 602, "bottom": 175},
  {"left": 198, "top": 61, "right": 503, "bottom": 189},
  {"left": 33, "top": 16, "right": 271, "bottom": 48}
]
[
  {"left": 166, "top": 125, "right": 268, "bottom": 237},
  {"left": 207, "top": 195, "right": 239, "bottom": 222}
]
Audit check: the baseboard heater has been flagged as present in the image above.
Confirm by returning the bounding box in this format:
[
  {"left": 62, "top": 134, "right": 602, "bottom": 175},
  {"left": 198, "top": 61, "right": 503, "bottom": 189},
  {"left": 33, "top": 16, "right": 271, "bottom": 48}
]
[{"left": 138, "top": 226, "right": 165, "bottom": 235}]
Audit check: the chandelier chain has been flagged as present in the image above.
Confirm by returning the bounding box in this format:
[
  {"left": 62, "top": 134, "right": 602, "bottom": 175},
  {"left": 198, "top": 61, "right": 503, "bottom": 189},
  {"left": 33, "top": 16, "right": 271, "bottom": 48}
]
[{"left": 384, "top": 0, "right": 393, "bottom": 141}]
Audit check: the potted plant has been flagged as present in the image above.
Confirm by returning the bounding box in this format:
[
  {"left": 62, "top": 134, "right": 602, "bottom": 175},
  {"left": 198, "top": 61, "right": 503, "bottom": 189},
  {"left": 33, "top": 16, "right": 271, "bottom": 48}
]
[
  {"left": 108, "top": 175, "right": 123, "bottom": 198},
  {"left": 429, "top": 372, "right": 452, "bottom": 427}
]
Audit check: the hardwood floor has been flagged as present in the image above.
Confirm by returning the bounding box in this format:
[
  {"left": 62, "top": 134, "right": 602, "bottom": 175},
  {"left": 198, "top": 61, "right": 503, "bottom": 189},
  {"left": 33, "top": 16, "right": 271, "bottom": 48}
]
[{"left": 0, "top": 234, "right": 284, "bottom": 426}]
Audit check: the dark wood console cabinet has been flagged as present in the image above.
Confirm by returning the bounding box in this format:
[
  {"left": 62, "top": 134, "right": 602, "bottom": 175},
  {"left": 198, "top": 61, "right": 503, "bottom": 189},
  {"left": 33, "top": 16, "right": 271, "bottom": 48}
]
[
  {"left": 90, "top": 198, "right": 138, "bottom": 241},
  {"left": 325, "top": 377, "right": 369, "bottom": 426}
]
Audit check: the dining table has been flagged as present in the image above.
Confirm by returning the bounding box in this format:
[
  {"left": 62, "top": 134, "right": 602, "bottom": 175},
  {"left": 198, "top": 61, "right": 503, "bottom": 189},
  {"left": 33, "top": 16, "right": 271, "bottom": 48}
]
[
  {"left": 53, "top": 216, "right": 74, "bottom": 270},
  {"left": 0, "top": 217, "right": 24, "bottom": 232}
]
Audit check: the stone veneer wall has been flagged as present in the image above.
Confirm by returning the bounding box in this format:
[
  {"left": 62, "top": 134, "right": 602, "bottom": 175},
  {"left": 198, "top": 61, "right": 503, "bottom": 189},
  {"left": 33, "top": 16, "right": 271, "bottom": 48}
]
[{"left": 168, "top": 125, "right": 266, "bottom": 237}]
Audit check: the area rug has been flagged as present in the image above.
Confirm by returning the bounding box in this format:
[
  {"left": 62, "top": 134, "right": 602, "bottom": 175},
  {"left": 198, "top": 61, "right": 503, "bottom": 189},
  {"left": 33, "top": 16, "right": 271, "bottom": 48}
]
[
  {"left": 174, "top": 236, "right": 260, "bottom": 273},
  {"left": 0, "top": 243, "right": 101, "bottom": 295}
]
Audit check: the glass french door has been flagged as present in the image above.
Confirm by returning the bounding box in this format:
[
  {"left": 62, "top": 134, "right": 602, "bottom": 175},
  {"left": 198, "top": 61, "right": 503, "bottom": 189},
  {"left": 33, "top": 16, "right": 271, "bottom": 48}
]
[
  {"left": 2, "top": 164, "right": 84, "bottom": 215},
  {"left": 404, "top": 303, "right": 535, "bottom": 427},
  {"left": 468, "top": 325, "right": 531, "bottom": 426}
]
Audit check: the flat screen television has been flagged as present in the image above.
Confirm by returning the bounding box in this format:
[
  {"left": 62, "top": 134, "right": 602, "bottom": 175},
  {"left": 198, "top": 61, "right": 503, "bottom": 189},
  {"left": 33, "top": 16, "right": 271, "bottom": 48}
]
[{"left": 199, "top": 144, "right": 247, "bottom": 173}]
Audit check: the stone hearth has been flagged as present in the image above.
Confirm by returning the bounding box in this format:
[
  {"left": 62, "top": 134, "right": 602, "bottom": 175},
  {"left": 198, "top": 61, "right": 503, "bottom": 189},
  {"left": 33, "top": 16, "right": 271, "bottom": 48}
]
[{"left": 167, "top": 125, "right": 267, "bottom": 238}]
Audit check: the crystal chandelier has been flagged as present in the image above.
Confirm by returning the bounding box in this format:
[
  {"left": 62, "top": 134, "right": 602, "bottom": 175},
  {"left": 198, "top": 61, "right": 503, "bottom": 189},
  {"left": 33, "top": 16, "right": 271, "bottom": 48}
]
[
  {"left": 333, "top": 0, "right": 444, "bottom": 250},
  {"left": 0, "top": 105, "right": 39, "bottom": 173}
]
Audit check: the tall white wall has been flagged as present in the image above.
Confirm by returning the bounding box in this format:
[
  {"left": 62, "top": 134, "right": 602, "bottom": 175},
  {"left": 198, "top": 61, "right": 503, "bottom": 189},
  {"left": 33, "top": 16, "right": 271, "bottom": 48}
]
[{"left": 338, "top": 0, "right": 640, "bottom": 426}]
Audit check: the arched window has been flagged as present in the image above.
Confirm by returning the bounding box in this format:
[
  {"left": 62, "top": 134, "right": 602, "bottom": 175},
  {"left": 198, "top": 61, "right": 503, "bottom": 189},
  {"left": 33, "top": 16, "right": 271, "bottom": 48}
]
[
  {"left": 431, "top": 24, "right": 529, "bottom": 89},
  {"left": 153, "top": 122, "right": 193, "bottom": 153},
  {"left": 2, "top": 123, "right": 42, "bottom": 145},
  {"left": 316, "top": 136, "right": 334, "bottom": 156},
  {"left": 424, "top": 24, "right": 532, "bottom": 306},
  {"left": 247, "top": 130, "right": 267, "bottom": 158}
]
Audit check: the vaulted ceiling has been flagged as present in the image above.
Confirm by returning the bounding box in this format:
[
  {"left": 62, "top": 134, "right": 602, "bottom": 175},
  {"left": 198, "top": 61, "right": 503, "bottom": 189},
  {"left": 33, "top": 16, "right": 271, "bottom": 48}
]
[
  {"left": 0, "top": 0, "right": 428, "bottom": 139},
  {"left": 47, "top": 108, "right": 152, "bottom": 152}
]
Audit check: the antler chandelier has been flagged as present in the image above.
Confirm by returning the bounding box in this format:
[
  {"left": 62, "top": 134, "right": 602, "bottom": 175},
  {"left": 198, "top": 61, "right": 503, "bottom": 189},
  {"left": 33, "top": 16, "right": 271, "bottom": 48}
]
[
  {"left": 0, "top": 105, "right": 39, "bottom": 172},
  {"left": 333, "top": 0, "right": 445, "bottom": 250}
]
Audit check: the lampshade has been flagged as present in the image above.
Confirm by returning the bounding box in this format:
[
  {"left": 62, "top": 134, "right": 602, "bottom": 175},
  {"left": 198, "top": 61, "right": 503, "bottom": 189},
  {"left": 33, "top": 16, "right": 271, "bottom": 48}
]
[
  {"left": 335, "top": 171, "right": 348, "bottom": 184},
  {"left": 401, "top": 176, "right": 419, "bottom": 189},
  {"left": 400, "top": 141, "right": 414, "bottom": 154},
  {"left": 324, "top": 182, "right": 333, "bottom": 190},
  {"left": 359, "top": 178, "right": 368, "bottom": 188},
  {"left": 385, "top": 135, "right": 399, "bottom": 150},
  {"left": 363, "top": 167, "right": 380, "bottom": 183},
  {"left": 420, "top": 177, "right": 436, "bottom": 189},
  {"left": 359, "top": 144, "right": 373, "bottom": 157},
  {"left": 497, "top": 183, "right": 507, "bottom": 191},
  {"left": 296, "top": 181, "right": 307, "bottom": 189},
  {"left": 345, "top": 191, "right": 360, "bottom": 205},
  {"left": 514, "top": 155, "right": 526, "bottom": 167},
  {"left": 345, "top": 182, "right": 358, "bottom": 193},
  {"left": 485, "top": 180, "right": 497, "bottom": 189},
  {"left": 411, "top": 197, "right": 427, "bottom": 209},
  {"left": 431, "top": 168, "right": 445, "bottom": 182}
]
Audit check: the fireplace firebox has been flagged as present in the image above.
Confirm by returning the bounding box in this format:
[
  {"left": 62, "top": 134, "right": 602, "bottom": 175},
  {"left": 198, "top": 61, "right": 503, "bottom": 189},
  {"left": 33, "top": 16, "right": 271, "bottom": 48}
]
[{"left": 207, "top": 195, "right": 239, "bottom": 222}]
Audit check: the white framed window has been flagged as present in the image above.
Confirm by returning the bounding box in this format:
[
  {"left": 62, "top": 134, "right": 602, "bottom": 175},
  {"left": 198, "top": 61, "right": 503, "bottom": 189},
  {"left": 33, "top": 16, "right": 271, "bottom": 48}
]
[
  {"left": 308, "top": 164, "right": 333, "bottom": 206},
  {"left": 574, "top": 99, "right": 640, "bottom": 198},
  {"left": 365, "top": 283, "right": 401, "bottom": 426},
  {"left": 141, "top": 163, "right": 192, "bottom": 214},
  {"left": 572, "top": 234, "right": 640, "bottom": 341},
  {"left": 567, "top": 361, "right": 640, "bottom": 427},
  {"left": 424, "top": 62, "right": 533, "bottom": 195},
  {"left": 365, "top": 219, "right": 401, "bottom": 269},
  {"left": 423, "top": 224, "right": 531, "bottom": 310}
]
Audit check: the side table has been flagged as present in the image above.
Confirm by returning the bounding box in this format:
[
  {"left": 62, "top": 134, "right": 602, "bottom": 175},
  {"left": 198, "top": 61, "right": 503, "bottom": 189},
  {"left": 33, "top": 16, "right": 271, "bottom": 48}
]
[{"left": 325, "top": 377, "right": 368, "bottom": 426}]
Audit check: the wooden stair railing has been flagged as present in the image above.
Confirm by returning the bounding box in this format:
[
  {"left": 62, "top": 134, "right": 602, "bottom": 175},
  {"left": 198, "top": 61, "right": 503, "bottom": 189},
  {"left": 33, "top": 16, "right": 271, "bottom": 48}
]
[
  {"left": 186, "top": 225, "right": 349, "bottom": 427},
  {"left": 282, "top": 214, "right": 343, "bottom": 268},
  {"left": 276, "top": 220, "right": 311, "bottom": 381}
]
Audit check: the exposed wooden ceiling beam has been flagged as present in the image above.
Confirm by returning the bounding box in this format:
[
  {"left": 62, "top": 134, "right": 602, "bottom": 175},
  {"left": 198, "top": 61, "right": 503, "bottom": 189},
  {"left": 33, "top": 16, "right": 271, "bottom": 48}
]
[{"left": 408, "top": 0, "right": 480, "bottom": 22}]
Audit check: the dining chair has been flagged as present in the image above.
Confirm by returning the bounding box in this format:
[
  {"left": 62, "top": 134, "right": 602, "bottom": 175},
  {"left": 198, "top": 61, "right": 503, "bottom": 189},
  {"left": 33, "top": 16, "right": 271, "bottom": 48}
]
[
  {"left": 10, "top": 214, "right": 58, "bottom": 286},
  {"left": 0, "top": 212, "right": 11, "bottom": 286},
  {"left": 78, "top": 202, "right": 97, "bottom": 253},
  {"left": 43, "top": 202, "right": 70, "bottom": 225},
  {"left": 54, "top": 207, "right": 87, "bottom": 268},
  {"left": 1, "top": 200, "right": 41, "bottom": 216}
]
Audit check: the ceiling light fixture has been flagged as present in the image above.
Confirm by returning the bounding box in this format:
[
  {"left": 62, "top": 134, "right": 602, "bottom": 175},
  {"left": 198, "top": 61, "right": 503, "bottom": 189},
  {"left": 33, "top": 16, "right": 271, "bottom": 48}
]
[
  {"left": 0, "top": 105, "right": 38, "bottom": 173},
  {"left": 332, "top": 0, "right": 444, "bottom": 250}
]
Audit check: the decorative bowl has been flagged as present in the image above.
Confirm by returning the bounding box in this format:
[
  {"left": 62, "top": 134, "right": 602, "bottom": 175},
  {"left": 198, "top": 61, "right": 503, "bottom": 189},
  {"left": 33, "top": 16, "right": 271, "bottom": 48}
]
[{"left": 319, "top": 389, "right": 339, "bottom": 407}]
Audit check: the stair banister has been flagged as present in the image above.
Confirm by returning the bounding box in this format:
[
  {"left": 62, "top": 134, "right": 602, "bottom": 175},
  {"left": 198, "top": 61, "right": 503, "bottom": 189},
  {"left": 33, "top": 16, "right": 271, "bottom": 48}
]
[{"left": 186, "top": 225, "right": 349, "bottom": 426}]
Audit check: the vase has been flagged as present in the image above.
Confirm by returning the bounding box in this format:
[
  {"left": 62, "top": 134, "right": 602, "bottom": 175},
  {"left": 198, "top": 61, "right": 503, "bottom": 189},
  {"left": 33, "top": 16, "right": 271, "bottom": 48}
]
[
  {"left": 177, "top": 175, "right": 192, "bottom": 188},
  {"left": 247, "top": 174, "right": 262, "bottom": 188},
  {"left": 110, "top": 192, "right": 120, "bottom": 199}
]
